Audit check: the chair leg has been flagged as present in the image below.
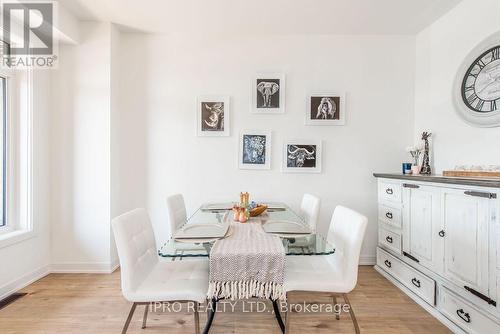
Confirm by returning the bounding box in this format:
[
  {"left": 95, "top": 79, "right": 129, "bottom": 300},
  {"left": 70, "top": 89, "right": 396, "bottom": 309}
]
[
  {"left": 343, "top": 294, "right": 360, "bottom": 334},
  {"left": 122, "top": 303, "right": 138, "bottom": 334},
  {"left": 333, "top": 295, "right": 340, "bottom": 320},
  {"left": 194, "top": 302, "right": 200, "bottom": 334},
  {"left": 142, "top": 303, "right": 149, "bottom": 329},
  {"left": 284, "top": 296, "right": 290, "bottom": 334}
]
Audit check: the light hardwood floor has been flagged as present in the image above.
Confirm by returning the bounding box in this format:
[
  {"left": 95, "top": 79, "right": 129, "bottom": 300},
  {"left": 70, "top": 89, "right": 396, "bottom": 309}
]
[{"left": 0, "top": 266, "right": 451, "bottom": 334}]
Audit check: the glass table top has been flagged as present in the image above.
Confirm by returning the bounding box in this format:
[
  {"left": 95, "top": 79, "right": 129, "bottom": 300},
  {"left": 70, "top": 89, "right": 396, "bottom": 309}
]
[{"left": 158, "top": 202, "right": 335, "bottom": 258}]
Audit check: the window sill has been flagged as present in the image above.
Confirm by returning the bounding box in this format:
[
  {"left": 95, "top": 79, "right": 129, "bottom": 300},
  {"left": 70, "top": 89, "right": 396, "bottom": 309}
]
[{"left": 0, "top": 229, "right": 36, "bottom": 249}]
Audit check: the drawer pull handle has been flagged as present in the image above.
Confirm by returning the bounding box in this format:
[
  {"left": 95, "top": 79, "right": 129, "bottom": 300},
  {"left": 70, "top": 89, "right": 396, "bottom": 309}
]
[
  {"left": 385, "top": 188, "right": 393, "bottom": 195},
  {"left": 464, "top": 190, "right": 496, "bottom": 199},
  {"left": 456, "top": 309, "right": 470, "bottom": 323},
  {"left": 464, "top": 286, "right": 497, "bottom": 306},
  {"left": 385, "top": 212, "right": 393, "bottom": 219},
  {"left": 384, "top": 260, "right": 392, "bottom": 268},
  {"left": 438, "top": 230, "right": 445, "bottom": 237},
  {"left": 411, "top": 278, "right": 421, "bottom": 288},
  {"left": 385, "top": 236, "right": 393, "bottom": 243}
]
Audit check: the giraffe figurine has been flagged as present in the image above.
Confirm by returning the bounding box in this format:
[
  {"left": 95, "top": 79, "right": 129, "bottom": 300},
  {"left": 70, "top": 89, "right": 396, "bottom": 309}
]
[{"left": 420, "top": 132, "right": 432, "bottom": 175}]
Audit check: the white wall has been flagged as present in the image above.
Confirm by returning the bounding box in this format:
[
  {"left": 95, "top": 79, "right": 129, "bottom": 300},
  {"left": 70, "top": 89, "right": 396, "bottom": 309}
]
[
  {"left": 50, "top": 22, "right": 114, "bottom": 272},
  {"left": 118, "top": 33, "right": 416, "bottom": 262},
  {"left": 414, "top": 0, "right": 500, "bottom": 172}
]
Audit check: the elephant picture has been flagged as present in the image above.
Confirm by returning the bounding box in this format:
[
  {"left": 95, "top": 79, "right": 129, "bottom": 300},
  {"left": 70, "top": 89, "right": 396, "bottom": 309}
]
[
  {"left": 256, "top": 79, "right": 280, "bottom": 108},
  {"left": 252, "top": 73, "right": 285, "bottom": 114}
]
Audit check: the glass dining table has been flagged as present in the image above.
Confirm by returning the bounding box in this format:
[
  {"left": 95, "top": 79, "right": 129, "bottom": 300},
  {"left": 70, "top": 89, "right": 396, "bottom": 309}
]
[
  {"left": 158, "top": 202, "right": 335, "bottom": 258},
  {"left": 157, "top": 202, "right": 336, "bottom": 334}
]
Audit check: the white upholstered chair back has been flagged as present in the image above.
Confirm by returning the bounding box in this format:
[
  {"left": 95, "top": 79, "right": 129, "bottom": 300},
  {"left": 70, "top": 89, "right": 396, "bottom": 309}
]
[
  {"left": 112, "top": 208, "right": 158, "bottom": 300},
  {"left": 327, "top": 205, "right": 368, "bottom": 292},
  {"left": 300, "top": 194, "right": 320, "bottom": 232},
  {"left": 166, "top": 194, "right": 187, "bottom": 236}
]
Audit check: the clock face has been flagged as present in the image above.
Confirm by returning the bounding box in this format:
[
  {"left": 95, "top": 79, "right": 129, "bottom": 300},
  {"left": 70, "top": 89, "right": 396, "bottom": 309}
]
[{"left": 461, "top": 46, "right": 500, "bottom": 113}]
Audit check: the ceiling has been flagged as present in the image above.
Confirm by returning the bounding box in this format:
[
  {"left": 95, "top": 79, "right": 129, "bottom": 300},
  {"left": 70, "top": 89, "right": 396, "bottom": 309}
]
[{"left": 57, "top": 0, "right": 463, "bottom": 35}]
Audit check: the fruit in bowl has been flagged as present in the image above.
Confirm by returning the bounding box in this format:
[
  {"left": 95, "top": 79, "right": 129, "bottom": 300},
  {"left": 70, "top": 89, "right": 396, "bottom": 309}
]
[{"left": 249, "top": 204, "right": 267, "bottom": 217}]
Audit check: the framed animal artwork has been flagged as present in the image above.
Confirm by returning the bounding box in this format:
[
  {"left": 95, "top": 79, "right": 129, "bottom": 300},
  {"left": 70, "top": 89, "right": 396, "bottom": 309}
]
[
  {"left": 196, "top": 96, "right": 230, "bottom": 136},
  {"left": 251, "top": 73, "right": 285, "bottom": 114},
  {"left": 239, "top": 130, "right": 271, "bottom": 170},
  {"left": 282, "top": 139, "right": 322, "bottom": 173},
  {"left": 306, "top": 92, "right": 346, "bottom": 125}
]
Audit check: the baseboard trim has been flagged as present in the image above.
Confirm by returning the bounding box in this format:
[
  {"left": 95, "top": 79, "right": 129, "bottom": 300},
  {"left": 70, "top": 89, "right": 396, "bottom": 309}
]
[
  {"left": 51, "top": 261, "right": 119, "bottom": 274},
  {"left": 359, "top": 255, "right": 376, "bottom": 265},
  {"left": 374, "top": 265, "right": 467, "bottom": 334},
  {"left": 0, "top": 264, "right": 50, "bottom": 301}
]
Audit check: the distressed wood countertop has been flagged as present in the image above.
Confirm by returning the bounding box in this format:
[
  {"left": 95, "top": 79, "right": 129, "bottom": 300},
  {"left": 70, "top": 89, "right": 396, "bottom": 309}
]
[{"left": 373, "top": 173, "right": 500, "bottom": 189}]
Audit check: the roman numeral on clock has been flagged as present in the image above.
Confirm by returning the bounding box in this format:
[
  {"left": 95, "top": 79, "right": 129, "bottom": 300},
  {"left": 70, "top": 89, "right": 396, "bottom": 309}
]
[
  {"left": 492, "top": 99, "right": 498, "bottom": 112},
  {"left": 476, "top": 99, "right": 484, "bottom": 111},
  {"left": 467, "top": 93, "right": 478, "bottom": 105},
  {"left": 492, "top": 48, "right": 500, "bottom": 61},
  {"left": 477, "top": 59, "right": 486, "bottom": 70},
  {"left": 464, "top": 85, "right": 474, "bottom": 93}
]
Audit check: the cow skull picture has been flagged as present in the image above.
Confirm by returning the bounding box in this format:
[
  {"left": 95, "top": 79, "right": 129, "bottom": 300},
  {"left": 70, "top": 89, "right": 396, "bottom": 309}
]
[
  {"left": 287, "top": 145, "right": 316, "bottom": 168},
  {"left": 283, "top": 141, "right": 322, "bottom": 173},
  {"left": 257, "top": 81, "right": 280, "bottom": 108}
]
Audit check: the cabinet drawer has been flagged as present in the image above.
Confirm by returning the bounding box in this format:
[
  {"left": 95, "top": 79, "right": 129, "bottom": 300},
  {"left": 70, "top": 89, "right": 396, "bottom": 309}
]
[
  {"left": 379, "top": 227, "right": 401, "bottom": 254},
  {"left": 378, "top": 180, "right": 401, "bottom": 203},
  {"left": 377, "top": 247, "right": 435, "bottom": 305},
  {"left": 378, "top": 203, "right": 402, "bottom": 229},
  {"left": 439, "top": 287, "right": 500, "bottom": 334}
]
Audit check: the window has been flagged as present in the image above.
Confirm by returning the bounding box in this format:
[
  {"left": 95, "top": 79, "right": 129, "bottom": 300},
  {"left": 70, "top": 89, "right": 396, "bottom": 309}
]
[
  {"left": 0, "top": 76, "right": 5, "bottom": 228},
  {"left": 0, "top": 45, "right": 33, "bottom": 245}
]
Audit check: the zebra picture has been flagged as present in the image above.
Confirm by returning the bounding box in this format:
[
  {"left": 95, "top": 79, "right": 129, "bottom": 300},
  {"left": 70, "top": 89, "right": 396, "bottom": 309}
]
[{"left": 239, "top": 130, "right": 272, "bottom": 170}]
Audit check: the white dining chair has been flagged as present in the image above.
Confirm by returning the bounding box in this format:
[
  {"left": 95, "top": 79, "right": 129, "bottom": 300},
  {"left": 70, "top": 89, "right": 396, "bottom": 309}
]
[
  {"left": 112, "top": 208, "right": 209, "bottom": 334},
  {"left": 166, "top": 194, "right": 188, "bottom": 237},
  {"left": 284, "top": 205, "right": 368, "bottom": 334},
  {"left": 299, "top": 193, "right": 320, "bottom": 232}
]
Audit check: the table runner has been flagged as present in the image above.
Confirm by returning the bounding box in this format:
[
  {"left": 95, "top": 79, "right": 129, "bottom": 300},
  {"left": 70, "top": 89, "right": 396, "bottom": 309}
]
[{"left": 207, "top": 221, "right": 285, "bottom": 301}]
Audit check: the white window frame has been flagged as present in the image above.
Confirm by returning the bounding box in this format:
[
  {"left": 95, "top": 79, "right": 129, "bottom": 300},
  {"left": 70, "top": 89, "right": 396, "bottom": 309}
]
[{"left": 0, "top": 67, "right": 34, "bottom": 248}]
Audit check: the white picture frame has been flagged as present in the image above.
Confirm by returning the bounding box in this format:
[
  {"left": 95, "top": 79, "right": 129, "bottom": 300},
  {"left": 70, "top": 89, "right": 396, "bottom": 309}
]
[
  {"left": 196, "top": 95, "right": 230, "bottom": 136},
  {"left": 282, "top": 139, "right": 322, "bottom": 173},
  {"left": 239, "top": 130, "right": 272, "bottom": 170},
  {"left": 251, "top": 73, "right": 285, "bottom": 114},
  {"left": 305, "top": 92, "right": 346, "bottom": 125}
]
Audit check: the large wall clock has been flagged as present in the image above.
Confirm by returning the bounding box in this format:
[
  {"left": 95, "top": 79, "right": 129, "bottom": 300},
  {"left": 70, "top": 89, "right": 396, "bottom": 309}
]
[{"left": 454, "top": 33, "right": 500, "bottom": 127}]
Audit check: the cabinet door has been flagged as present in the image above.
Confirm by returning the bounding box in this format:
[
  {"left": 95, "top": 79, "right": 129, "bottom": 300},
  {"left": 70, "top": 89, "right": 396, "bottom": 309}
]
[
  {"left": 402, "top": 184, "right": 443, "bottom": 274},
  {"left": 443, "top": 189, "right": 490, "bottom": 296}
]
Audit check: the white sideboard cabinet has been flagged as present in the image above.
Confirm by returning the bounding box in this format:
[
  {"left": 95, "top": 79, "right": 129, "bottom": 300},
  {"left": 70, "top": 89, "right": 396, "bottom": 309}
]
[{"left": 374, "top": 173, "right": 500, "bottom": 334}]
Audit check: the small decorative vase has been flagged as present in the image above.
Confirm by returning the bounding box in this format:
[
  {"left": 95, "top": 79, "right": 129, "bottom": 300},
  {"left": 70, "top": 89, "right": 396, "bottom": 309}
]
[{"left": 411, "top": 165, "right": 421, "bottom": 175}]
